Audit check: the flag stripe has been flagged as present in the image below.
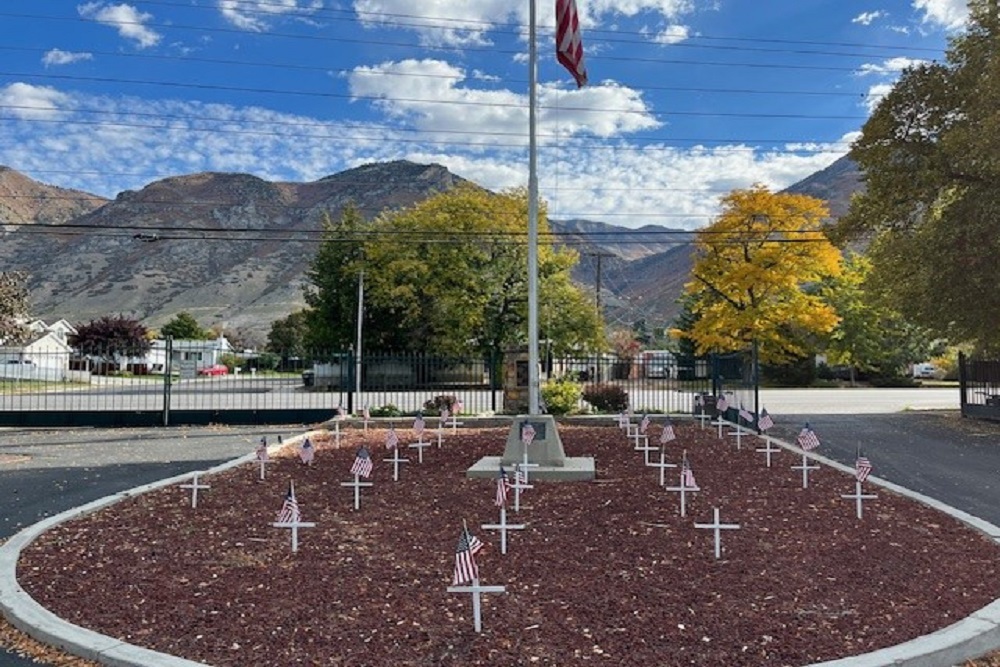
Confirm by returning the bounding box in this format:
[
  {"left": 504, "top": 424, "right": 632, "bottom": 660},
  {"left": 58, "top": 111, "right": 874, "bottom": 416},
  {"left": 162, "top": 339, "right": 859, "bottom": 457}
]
[{"left": 556, "top": 0, "right": 588, "bottom": 87}]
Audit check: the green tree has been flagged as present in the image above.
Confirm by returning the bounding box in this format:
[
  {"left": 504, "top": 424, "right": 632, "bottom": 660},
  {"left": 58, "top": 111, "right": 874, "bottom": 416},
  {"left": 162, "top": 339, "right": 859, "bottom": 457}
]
[
  {"left": 822, "top": 253, "right": 936, "bottom": 384},
  {"left": 838, "top": 0, "right": 1000, "bottom": 353},
  {"left": 267, "top": 310, "right": 309, "bottom": 355},
  {"left": 302, "top": 204, "right": 408, "bottom": 351},
  {"left": 73, "top": 315, "right": 151, "bottom": 358},
  {"left": 161, "top": 312, "right": 210, "bottom": 340},
  {"left": 682, "top": 185, "right": 842, "bottom": 363},
  {"left": 318, "top": 186, "right": 603, "bottom": 356},
  {"left": 0, "top": 271, "right": 30, "bottom": 345}
]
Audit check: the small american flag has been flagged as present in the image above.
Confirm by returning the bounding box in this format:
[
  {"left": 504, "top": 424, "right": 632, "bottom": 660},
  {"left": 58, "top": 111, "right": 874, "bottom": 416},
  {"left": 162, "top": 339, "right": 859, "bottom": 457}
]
[
  {"left": 639, "top": 414, "right": 650, "bottom": 434},
  {"left": 276, "top": 480, "right": 300, "bottom": 523},
  {"left": 797, "top": 425, "right": 820, "bottom": 451},
  {"left": 363, "top": 405, "right": 370, "bottom": 421},
  {"left": 298, "top": 437, "right": 315, "bottom": 465},
  {"left": 453, "top": 399, "right": 464, "bottom": 416},
  {"left": 336, "top": 405, "right": 345, "bottom": 420},
  {"left": 413, "top": 413, "right": 425, "bottom": 435},
  {"left": 660, "top": 419, "right": 676, "bottom": 443},
  {"left": 256, "top": 437, "right": 269, "bottom": 461},
  {"left": 495, "top": 467, "right": 509, "bottom": 507},
  {"left": 739, "top": 404, "right": 753, "bottom": 423},
  {"left": 716, "top": 395, "right": 729, "bottom": 413},
  {"left": 350, "top": 445, "right": 373, "bottom": 478},
  {"left": 681, "top": 451, "right": 697, "bottom": 488},
  {"left": 521, "top": 422, "right": 536, "bottom": 445},
  {"left": 386, "top": 427, "right": 399, "bottom": 450},
  {"left": 856, "top": 453, "right": 873, "bottom": 483},
  {"left": 757, "top": 408, "right": 774, "bottom": 432},
  {"left": 453, "top": 525, "right": 484, "bottom": 586},
  {"left": 514, "top": 463, "right": 528, "bottom": 486}
]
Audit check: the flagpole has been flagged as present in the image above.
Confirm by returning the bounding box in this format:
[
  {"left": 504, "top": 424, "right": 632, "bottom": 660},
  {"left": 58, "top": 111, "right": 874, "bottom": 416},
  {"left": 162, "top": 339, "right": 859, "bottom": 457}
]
[{"left": 527, "top": 0, "right": 540, "bottom": 416}]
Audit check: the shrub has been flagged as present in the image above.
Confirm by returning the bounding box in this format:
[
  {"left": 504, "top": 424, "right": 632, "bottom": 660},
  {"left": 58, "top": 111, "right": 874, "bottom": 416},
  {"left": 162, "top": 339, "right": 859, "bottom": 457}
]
[
  {"left": 582, "top": 383, "right": 629, "bottom": 413},
  {"left": 370, "top": 404, "right": 403, "bottom": 417},
  {"left": 423, "top": 394, "right": 458, "bottom": 414},
  {"left": 541, "top": 376, "right": 582, "bottom": 415}
]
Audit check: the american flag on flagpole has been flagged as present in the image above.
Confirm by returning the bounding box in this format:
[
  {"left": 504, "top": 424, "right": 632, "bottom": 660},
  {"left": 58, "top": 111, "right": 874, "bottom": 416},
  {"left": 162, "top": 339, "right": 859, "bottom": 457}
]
[
  {"left": 757, "top": 408, "right": 774, "bottom": 432},
  {"left": 495, "top": 467, "right": 509, "bottom": 507},
  {"left": 797, "top": 424, "right": 820, "bottom": 451},
  {"left": 639, "top": 414, "right": 650, "bottom": 434},
  {"left": 256, "top": 437, "right": 269, "bottom": 461},
  {"left": 660, "top": 419, "right": 676, "bottom": 443},
  {"left": 386, "top": 427, "right": 399, "bottom": 450},
  {"left": 414, "top": 412, "right": 425, "bottom": 435},
  {"left": 681, "top": 451, "right": 697, "bottom": 488},
  {"left": 452, "top": 524, "right": 484, "bottom": 586},
  {"left": 350, "top": 445, "right": 373, "bottom": 478},
  {"left": 276, "top": 480, "right": 300, "bottom": 523},
  {"left": 521, "top": 422, "right": 536, "bottom": 445},
  {"left": 856, "top": 451, "right": 873, "bottom": 483},
  {"left": 555, "top": 0, "right": 588, "bottom": 88},
  {"left": 298, "top": 437, "right": 314, "bottom": 464},
  {"left": 739, "top": 404, "right": 753, "bottom": 423},
  {"left": 716, "top": 395, "right": 729, "bottom": 413}
]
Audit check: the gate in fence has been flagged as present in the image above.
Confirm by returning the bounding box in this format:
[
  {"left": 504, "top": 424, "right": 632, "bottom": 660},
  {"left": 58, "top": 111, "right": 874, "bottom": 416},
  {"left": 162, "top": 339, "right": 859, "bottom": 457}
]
[{"left": 959, "top": 352, "right": 1000, "bottom": 422}]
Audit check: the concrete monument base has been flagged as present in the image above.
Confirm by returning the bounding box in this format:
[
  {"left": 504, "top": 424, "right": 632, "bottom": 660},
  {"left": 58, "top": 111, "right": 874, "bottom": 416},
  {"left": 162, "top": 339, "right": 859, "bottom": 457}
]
[{"left": 465, "top": 414, "right": 596, "bottom": 481}]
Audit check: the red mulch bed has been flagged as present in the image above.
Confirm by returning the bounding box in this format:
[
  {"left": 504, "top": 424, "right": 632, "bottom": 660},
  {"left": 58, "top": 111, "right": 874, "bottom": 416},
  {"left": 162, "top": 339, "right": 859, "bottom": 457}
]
[{"left": 17, "top": 422, "right": 1000, "bottom": 666}]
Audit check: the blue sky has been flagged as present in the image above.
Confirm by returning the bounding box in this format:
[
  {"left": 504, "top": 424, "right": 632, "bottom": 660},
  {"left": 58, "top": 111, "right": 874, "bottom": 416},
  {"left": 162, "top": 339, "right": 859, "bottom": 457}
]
[{"left": 0, "top": 0, "right": 968, "bottom": 229}]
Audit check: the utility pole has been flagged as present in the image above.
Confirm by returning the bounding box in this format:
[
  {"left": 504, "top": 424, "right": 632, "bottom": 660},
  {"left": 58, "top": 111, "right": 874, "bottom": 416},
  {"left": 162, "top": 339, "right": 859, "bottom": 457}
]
[{"left": 586, "top": 252, "right": 615, "bottom": 317}]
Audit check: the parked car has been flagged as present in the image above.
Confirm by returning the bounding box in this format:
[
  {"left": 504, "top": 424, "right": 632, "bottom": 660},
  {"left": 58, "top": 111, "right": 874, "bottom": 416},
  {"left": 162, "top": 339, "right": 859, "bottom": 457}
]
[
  {"left": 912, "top": 363, "right": 938, "bottom": 379},
  {"left": 197, "top": 364, "right": 229, "bottom": 376}
]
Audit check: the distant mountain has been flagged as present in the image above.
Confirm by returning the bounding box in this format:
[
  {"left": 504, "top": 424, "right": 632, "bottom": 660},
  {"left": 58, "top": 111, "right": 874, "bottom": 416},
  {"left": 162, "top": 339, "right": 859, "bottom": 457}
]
[{"left": 0, "top": 156, "right": 864, "bottom": 342}]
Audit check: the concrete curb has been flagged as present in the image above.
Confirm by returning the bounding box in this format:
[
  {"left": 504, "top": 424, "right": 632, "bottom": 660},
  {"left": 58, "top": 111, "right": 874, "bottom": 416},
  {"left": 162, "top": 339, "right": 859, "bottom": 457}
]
[{"left": 1, "top": 419, "right": 999, "bottom": 667}]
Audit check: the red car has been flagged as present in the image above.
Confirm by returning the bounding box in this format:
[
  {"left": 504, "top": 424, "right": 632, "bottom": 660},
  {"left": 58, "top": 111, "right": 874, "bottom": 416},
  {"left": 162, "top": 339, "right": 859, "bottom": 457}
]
[{"left": 197, "top": 364, "right": 229, "bottom": 376}]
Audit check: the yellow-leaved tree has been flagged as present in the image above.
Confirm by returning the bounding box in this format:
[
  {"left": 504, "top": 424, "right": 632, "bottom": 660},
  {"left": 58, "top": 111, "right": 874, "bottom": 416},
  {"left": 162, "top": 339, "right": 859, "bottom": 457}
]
[{"left": 680, "top": 185, "right": 842, "bottom": 363}]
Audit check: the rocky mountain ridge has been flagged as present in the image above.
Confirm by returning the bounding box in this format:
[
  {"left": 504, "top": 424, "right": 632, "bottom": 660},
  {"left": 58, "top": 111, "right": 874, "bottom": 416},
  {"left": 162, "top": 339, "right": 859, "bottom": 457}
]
[{"left": 0, "top": 157, "right": 861, "bottom": 341}]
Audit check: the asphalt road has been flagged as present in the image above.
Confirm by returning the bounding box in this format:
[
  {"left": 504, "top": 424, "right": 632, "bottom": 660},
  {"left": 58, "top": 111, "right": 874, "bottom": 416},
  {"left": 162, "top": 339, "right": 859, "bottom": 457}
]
[{"left": 1, "top": 392, "right": 999, "bottom": 666}]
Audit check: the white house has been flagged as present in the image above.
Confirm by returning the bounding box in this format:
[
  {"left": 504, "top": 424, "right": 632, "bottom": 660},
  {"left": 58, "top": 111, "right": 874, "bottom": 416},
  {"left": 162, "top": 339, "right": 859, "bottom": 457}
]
[
  {"left": 149, "top": 336, "right": 234, "bottom": 374},
  {"left": 0, "top": 330, "right": 73, "bottom": 381},
  {"left": 26, "top": 318, "right": 78, "bottom": 343}
]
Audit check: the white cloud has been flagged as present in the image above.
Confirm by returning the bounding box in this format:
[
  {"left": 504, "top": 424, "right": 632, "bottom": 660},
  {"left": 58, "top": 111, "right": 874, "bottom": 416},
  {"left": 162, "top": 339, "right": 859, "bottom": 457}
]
[
  {"left": 864, "top": 83, "right": 894, "bottom": 113},
  {"left": 217, "top": 0, "right": 324, "bottom": 32},
  {"left": 0, "top": 83, "right": 70, "bottom": 121},
  {"left": 912, "top": 0, "right": 968, "bottom": 30},
  {"left": 352, "top": 0, "right": 697, "bottom": 46},
  {"left": 852, "top": 10, "right": 886, "bottom": 26},
  {"left": 651, "top": 24, "right": 690, "bottom": 44},
  {"left": 856, "top": 56, "right": 926, "bottom": 76},
  {"left": 42, "top": 49, "right": 94, "bottom": 67},
  {"left": 0, "top": 82, "right": 849, "bottom": 229},
  {"left": 77, "top": 3, "right": 162, "bottom": 48}
]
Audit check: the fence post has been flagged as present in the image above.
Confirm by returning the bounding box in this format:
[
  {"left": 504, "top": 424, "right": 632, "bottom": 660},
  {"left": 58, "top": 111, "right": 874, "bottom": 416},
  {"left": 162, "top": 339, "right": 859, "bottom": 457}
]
[
  {"left": 958, "top": 351, "right": 967, "bottom": 416},
  {"left": 162, "top": 336, "right": 173, "bottom": 426},
  {"left": 490, "top": 349, "right": 498, "bottom": 414},
  {"left": 346, "top": 349, "right": 355, "bottom": 415}
]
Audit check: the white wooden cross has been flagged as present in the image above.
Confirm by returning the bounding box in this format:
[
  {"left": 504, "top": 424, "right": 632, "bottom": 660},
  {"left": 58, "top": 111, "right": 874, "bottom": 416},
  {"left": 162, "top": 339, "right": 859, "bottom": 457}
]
[
  {"left": 481, "top": 507, "right": 526, "bottom": 555},
  {"left": 383, "top": 447, "right": 410, "bottom": 482},
  {"left": 664, "top": 469, "right": 700, "bottom": 517},
  {"left": 272, "top": 517, "right": 316, "bottom": 553},
  {"left": 254, "top": 441, "right": 271, "bottom": 481},
  {"left": 791, "top": 452, "right": 820, "bottom": 489},
  {"left": 646, "top": 447, "right": 677, "bottom": 487},
  {"left": 694, "top": 507, "right": 741, "bottom": 559},
  {"left": 841, "top": 480, "right": 877, "bottom": 519},
  {"left": 755, "top": 436, "right": 781, "bottom": 468},
  {"left": 509, "top": 464, "right": 534, "bottom": 513},
  {"left": 408, "top": 438, "right": 431, "bottom": 463},
  {"left": 180, "top": 472, "right": 210, "bottom": 508},
  {"left": 447, "top": 577, "right": 506, "bottom": 633},
  {"left": 332, "top": 415, "right": 343, "bottom": 447},
  {"left": 727, "top": 425, "right": 748, "bottom": 450},
  {"left": 712, "top": 416, "right": 729, "bottom": 439},
  {"left": 340, "top": 474, "right": 373, "bottom": 511},
  {"left": 519, "top": 449, "right": 540, "bottom": 485}
]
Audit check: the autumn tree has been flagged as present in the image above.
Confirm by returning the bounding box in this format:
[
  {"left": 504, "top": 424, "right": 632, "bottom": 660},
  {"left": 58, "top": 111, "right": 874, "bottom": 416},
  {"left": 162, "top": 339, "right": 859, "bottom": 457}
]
[
  {"left": 0, "top": 271, "right": 30, "bottom": 345},
  {"left": 681, "top": 185, "right": 842, "bottom": 363},
  {"left": 358, "top": 185, "right": 603, "bottom": 356},
  {"left": 838, "top": 0, "right": 1000, "bottom": 353},
  {"left": 160, "top": 312, "right": 210, "bottom": 340},
  {"left": 822, "top": 253, "right": 937, "bottom": 384},
  {"left": 73, "top": 315, "right": 151, "bottom": 359}
]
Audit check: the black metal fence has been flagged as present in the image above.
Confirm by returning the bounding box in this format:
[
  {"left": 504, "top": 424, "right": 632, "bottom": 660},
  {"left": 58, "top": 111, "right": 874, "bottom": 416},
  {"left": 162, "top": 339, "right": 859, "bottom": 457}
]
[
  {"left": 959, "top": 352, "right": 1000, "bottom": 422},
  {"left": 0, "top": 346, "right": 754, "bottom": 428}
]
